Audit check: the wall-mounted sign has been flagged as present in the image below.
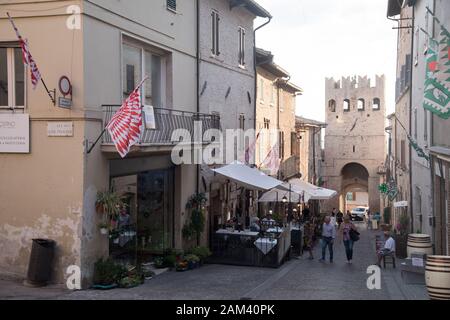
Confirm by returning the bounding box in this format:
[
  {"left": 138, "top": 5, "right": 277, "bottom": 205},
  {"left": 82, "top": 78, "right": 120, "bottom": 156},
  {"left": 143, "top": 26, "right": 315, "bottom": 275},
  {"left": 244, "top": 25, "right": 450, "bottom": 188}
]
[
  {"left": 47, "top": 122, "right": 74, "bottom": 137},
  {"left": 143, "top": 105, "right": 156, "bottom": 129},
  {"left": 394, "top": 201, "right": 408, "bottom": 208},
  {"left": 58, "top": 76, "right": 73, "bottom": 109},
  {"left": 58, "top": 97, "right": 73, "bottom": 109},
  {"left": 59, "top": 76, "right": 72, "bottom": 96},
  {"left": 0, "top": 114, "right": 30, "bottom": 153}
]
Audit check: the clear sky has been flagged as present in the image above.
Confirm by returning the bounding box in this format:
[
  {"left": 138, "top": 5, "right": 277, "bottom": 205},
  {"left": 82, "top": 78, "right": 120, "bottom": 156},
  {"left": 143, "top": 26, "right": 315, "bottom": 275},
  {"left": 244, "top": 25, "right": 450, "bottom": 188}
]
[{"left": 255, "top": 0, "right": 398, "bottom": 122}]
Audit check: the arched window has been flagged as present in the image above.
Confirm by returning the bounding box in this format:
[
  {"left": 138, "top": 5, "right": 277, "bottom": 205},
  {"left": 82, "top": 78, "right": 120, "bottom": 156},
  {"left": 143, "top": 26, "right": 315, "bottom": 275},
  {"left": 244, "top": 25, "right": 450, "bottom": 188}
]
[
  {"left": 357, "top": 99, "right": 365, "bottom": 111},
  {"left": 328, "top": 99, "right": 336, "bottom": 112},
  {"left": 343, "top": 99, "right": 350, "bottom": 112},
  {"left": 373, "top": 98, "right": 381, "bottom": 110}
]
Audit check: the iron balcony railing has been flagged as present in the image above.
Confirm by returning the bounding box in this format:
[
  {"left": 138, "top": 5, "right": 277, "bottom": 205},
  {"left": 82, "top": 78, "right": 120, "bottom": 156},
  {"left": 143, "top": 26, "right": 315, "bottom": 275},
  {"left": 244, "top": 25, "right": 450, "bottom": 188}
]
[{"left": 102, "top": 105, "right": 221, "bottom": 146}]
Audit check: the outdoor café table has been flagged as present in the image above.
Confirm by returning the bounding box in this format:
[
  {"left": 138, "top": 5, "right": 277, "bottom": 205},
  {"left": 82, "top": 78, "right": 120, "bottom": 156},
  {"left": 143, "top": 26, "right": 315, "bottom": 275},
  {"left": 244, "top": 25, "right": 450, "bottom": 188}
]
[
  {"left": 254, "top": 237, "right": 278, "bottom": 255},
  {"left": 215, "top": 229, "right": 260, "bottom": 237},
  {"left": 266, "top": 227, "right": 284, "bottom": 234}
]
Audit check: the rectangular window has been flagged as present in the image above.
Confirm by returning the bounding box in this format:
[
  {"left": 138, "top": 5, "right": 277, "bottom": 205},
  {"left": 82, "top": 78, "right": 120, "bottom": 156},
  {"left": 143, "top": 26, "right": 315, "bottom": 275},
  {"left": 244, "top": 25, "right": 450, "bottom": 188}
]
[
  {"left": 401, "top": 140, "right": 406, "bottom": 169},
  {"left": 279, "top": 131, "right": 285, "bottom": 159},
  {"left": 271, "top": 85, "right": 275, "bottom": 105},
  {"left": 239, "top": 114, "right": 245, "bottom": 130},
  {"left": 122, "top": 41, "right": 165, "bottom": 107},
  {"left": 259, "top": 78, "right": 264, "bottom": 102},
  {"left": 405, "top": 54, "right": 412, "bottom": 88},
  {"left": 211, "top": 11, "right": 220, "bottom": 56},
  {"left": 167, "top": 0, "right": 176, "bottom": 12},
  {"left": 291, "top": 132, "right": 297, "bottom": 156},
  {"left": 0, "top": 45, "right": 25, "bottom": 108},
  {"left": 264, "top": 118, "right": 270, "bottom": 129},
  {"left": 238, "top": 27, "right": 245, "bottom": 66}
]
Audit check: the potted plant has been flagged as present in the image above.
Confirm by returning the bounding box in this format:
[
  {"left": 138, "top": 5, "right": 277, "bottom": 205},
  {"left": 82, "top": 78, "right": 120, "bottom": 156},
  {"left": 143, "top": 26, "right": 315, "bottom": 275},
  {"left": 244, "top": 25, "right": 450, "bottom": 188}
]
[
  {"left": 189, "top": 246, "right": 212, "bottom": 265},
  {"left": 118, "top": 268, "right": 145, "bottom": 289},
  {"left": 382, "top": 207, "right": 392, "bottom": 231},
  {"left": 93, "top": 259, "right": 127, "bottom": 289},
  {"left": 153, "top": 257, "right": 166, "bottom": 269},
  {"left": 185, "top": 193, "right": 207, "bottom": 246},
  {"left": 176, "top": 260, "right": 189, "bottom": 272},
  {"left": 185, "top": 254, "right": 200, "bottom": 270},
  {"left": 394, "top": 212, "right": 410, "bottom": 258},
  {"left": 99, "top": 223, "right": 109, "bottom": 235},
  {"left": 96, "top": 190, "right": 125, "bottom": 235}
]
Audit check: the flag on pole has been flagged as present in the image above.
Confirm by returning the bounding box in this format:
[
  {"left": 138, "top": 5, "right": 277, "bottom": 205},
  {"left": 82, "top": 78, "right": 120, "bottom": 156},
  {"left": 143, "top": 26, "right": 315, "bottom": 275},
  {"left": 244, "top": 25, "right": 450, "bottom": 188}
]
[
  {"left": 408, "top": 135, "right": 430, "bottom": 162},
  {"left": 106, "top": 77, "right": 148, "bottom": 158},
  {"left": 7, "top": 13, "right": 42, "bottom": 90},
  {"left": 244, "top": 130, "right": 261, "bottom": 165},
  {"left": 261, "top": 141, "right": 281, "bottom": 176},
  {"left": 423, "top": 12, "right": 450, "bottom": 119}
]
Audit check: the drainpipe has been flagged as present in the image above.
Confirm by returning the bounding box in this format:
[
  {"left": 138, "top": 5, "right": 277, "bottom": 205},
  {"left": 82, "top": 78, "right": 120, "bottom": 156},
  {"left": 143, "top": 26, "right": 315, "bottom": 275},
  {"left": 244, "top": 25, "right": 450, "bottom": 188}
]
[
  {"left": 196, "top": 0, "right": 200, "bottom": 194},
  {"left": 312, "top": 126, "right": 322, "bottom": 185},
  {"left": 253, "top": 17, "right": 272, "bottom": 132},
  {"left": 409, "top": 6, "right": 415, "bottom": 234}
]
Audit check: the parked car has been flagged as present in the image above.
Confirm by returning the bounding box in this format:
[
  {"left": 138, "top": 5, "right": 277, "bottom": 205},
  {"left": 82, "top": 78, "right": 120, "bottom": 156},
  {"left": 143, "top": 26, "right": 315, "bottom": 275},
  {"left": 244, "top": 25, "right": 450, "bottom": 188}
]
[{"left": 351, "top": 207, "right": 369, "bottom": 221}]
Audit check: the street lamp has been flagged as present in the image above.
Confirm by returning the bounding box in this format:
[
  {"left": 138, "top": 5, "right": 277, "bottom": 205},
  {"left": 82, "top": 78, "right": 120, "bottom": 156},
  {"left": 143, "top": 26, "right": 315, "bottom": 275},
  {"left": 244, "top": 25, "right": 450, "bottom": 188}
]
[{"left": 282, "top": 196, "right": 288, "bottom": 203}]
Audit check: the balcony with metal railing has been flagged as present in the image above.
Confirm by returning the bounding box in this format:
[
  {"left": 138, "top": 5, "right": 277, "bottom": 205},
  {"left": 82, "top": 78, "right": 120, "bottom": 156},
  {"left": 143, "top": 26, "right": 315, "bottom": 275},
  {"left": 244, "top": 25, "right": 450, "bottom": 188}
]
[{"left": 101, "top": 105, "right": 221, "bottom": 152}]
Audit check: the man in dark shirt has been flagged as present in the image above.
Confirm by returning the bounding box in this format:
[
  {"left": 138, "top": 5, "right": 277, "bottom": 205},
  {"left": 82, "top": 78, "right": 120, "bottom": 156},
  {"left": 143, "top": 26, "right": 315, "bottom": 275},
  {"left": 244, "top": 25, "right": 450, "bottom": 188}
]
[{"left": 302, "top": 206, "right": 311, "bottom": 222}]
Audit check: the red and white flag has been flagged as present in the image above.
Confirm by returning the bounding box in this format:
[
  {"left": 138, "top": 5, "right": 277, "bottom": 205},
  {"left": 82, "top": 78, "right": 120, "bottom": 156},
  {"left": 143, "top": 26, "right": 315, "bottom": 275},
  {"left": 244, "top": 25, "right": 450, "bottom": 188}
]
[
  {"left": 244, "top": 130, "right": 261, "bottom": 165},
  {"left": 261, "top": 141, "right": 281, "bottom": 176},
  {"left": 107, "top": 77, "right": 148, "bottom": 158},
  {"left": 7, "top": 13, "right": 42, "bottom": 90}
]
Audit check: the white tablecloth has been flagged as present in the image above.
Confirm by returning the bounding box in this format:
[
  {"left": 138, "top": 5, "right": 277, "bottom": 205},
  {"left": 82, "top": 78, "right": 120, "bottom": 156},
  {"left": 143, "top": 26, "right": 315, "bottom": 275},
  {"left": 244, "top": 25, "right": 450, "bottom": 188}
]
[
  {"left": 254, "top": 238, "right": 278, "bottom": 255},
  {"left": 216, "top": 229, "right": 260, "bottom": 237},
  {"left": 266, "top": 227, "right": 284, "bottom": 233}
]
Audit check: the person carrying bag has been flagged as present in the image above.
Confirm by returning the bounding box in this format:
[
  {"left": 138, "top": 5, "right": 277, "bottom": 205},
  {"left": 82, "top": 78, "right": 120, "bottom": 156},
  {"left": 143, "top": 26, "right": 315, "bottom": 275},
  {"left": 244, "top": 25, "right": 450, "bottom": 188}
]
[{"left": 342, "top": 216, "right": 359, "bottom": 264}]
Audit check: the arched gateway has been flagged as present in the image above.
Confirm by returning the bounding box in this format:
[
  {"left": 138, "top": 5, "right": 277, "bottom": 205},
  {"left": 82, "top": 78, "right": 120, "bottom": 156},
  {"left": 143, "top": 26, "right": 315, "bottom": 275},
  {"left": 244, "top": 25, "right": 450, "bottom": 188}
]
[{"left": 322, "top": 75, "right": 386, "bottom": 214}]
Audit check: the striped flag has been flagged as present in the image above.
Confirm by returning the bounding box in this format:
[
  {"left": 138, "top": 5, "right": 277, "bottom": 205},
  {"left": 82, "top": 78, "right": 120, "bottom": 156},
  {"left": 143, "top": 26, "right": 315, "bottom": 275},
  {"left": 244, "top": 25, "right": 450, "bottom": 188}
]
[
  {"left": 423, "top": 9, "right": 450, "bottom": 119},
  {"left": 107, "top": 77, "right": 148, "bottom": 158},
  {"left": 244, "top": 130, "right": 261, "bottom": 165},
  {"left": 7, "top": 13, "right": 42, "bottom": 90},
  {"left": 261, "top": 141, "right": 281, "bottom": 176}
]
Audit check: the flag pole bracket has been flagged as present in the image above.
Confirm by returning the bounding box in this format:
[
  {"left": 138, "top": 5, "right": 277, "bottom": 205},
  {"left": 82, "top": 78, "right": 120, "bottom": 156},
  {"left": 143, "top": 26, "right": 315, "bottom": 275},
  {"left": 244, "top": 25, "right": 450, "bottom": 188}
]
[{"left": 87, "top": 128, "right": 107, "bottom": 154}]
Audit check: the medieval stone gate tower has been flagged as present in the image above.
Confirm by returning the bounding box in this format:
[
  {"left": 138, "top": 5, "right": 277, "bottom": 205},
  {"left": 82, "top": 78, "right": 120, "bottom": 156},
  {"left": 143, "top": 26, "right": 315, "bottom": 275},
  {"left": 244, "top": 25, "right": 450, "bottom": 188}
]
[{"left": 323, "top": 75, "right": 386, "bottom": 214}]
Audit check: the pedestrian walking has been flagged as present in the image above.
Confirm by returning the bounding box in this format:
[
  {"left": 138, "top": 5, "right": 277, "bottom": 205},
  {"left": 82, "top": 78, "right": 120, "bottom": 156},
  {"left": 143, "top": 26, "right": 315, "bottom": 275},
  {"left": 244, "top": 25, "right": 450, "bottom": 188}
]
[
  {"left": 366, "top": 209, "right": 372, "bottom": 230},
  {"left": 337, "top": 210, "right": 344, "bottom": 230},
  {"left": 342, "top": 216, "right": 358, "bottom": 264},
  {"left": 330, "top": 209, "right": 337, "bottom": 227},
  {"left": 303, "top": 220, "right": 315, "bottom": 260},
  {"left": 319, "top": 216, "right": 336, "bottom": 263}
]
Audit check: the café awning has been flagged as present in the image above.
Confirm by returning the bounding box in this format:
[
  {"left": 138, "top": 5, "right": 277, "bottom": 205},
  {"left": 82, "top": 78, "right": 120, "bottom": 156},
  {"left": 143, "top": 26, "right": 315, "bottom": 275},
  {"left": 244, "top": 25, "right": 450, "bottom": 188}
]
[
  {"left": 289, "top": 179, "right": 337, "bottom": 200},
  {"left": 258, "top": 187, "right": 304, "bottom": 203},
  {"left": 259, "top": 179, "right": 337, "bottom": 203},
  {"left": 212, "top": 162, "right": 284, "bottom": 191}
]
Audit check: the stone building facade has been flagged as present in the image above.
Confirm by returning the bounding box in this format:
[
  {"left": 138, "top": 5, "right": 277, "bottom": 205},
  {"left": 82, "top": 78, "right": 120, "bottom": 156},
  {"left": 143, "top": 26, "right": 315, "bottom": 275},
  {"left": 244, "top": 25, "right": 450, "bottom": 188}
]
[
  {"left": 197, "top": 0, "right": 271, "bottom": 244},
  {"left": 390, "top": 4, "right": 413, "bottom": 231},
  {"left": 0, "top": 0, "right": 271, "bottom": 287},
  {"left": 323, "top": 75, "right": 386, "bottom": 214},
  {"left": 295, "top": 117, "right": 326, "bottom": 185},
  {"left": 255, "top": 48, "right": 302, "bottom": 180}
]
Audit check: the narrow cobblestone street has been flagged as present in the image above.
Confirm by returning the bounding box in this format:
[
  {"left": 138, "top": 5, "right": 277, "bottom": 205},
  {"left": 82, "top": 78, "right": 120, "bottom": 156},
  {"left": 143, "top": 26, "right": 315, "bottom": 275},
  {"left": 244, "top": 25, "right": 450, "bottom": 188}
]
[{"left": 0, "top": 223, "right": 428, "bottom": 300}]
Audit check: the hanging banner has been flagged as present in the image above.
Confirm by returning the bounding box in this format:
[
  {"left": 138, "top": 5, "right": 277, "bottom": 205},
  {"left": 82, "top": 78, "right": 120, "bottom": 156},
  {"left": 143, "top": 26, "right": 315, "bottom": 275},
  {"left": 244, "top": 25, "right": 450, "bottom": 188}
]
[
  {"left": 423, "top": 14, "right": 450, "bottom": 119},
  {"left": 143, "top": 105, "right": 156, "bottom": 130},
  {"left": 0, "top": 114, "right": 30, "bottom": 153}
]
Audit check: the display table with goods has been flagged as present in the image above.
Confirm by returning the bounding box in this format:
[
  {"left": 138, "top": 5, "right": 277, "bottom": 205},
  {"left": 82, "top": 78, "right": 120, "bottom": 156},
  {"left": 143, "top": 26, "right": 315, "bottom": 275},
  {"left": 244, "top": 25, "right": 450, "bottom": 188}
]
[{"left": 210, "top": 226, "right": 291, "bottom": 268}]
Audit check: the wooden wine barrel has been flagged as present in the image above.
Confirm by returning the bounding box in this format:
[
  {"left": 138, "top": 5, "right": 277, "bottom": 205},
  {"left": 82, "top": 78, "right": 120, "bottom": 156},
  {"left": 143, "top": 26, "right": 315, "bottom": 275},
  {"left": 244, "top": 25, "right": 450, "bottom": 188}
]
[
  {"left": 426, "top": 256, "right": 450, "bottom": 300},
  {"left": 407, "top": 234, "right": 433, "bottom": 257}
]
